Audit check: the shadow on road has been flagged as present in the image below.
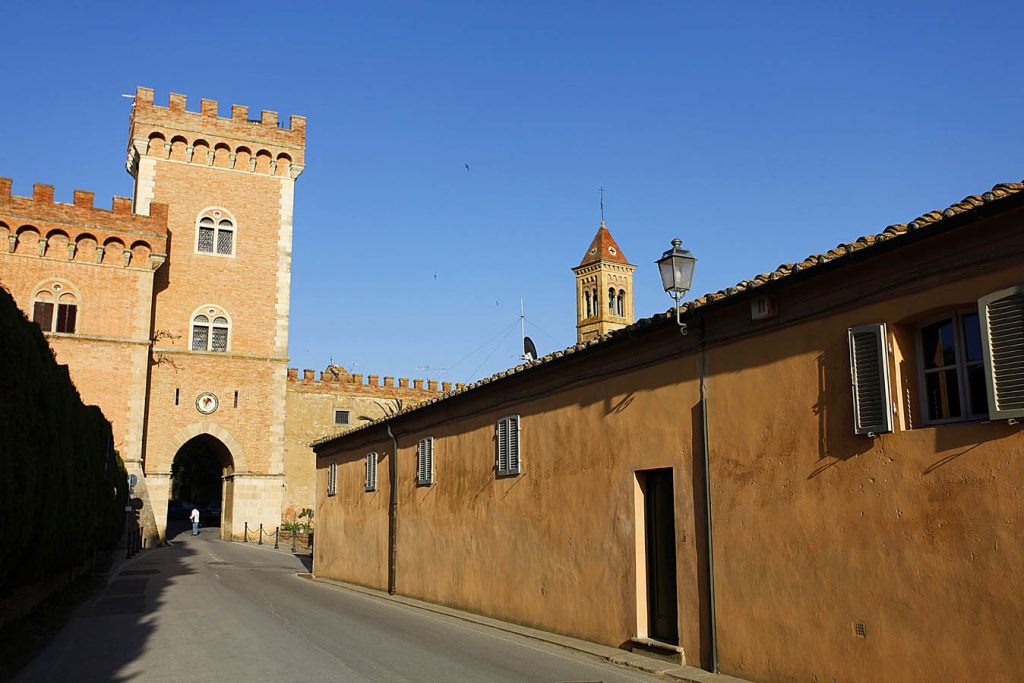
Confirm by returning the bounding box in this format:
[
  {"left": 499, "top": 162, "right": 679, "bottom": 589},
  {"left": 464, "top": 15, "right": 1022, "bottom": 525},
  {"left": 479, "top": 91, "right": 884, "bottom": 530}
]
[{"left": 15, "top": 538, "right": 198, "bottom": 682}]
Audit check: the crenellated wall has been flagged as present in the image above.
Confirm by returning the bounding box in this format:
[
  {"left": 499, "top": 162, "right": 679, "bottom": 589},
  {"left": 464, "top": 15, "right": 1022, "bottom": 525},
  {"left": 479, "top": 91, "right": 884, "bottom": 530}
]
[
  {"left": 127, "top": 86, "right": 305, "bottom": 182},
  {"left": 282, "top": 365, "right": 458, "bottom": 521},
  {"left": 0, "top": 177, "right": 168, "bottom": 267}
]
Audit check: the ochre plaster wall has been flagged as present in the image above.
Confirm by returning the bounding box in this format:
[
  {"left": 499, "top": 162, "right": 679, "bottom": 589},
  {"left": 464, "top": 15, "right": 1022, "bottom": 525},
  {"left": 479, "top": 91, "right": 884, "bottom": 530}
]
[
  {"left": 315, "top": 208, "right": 1024, "bottom": 682},
  {"left": 284, "top": 370, "right": 441, "bottom": 521}
]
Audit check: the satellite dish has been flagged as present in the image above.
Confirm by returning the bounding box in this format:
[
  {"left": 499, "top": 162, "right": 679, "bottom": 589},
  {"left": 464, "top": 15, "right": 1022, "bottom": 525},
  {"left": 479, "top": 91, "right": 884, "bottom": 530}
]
[{"left": 523, "top": 336, "right": 538, "bottom": 362}]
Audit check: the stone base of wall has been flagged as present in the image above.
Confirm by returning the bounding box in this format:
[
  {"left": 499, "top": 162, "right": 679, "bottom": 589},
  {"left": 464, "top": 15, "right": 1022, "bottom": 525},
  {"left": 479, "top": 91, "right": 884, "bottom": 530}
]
[{"left": 224, "top": 474, "right": 285, "bottom": 541}]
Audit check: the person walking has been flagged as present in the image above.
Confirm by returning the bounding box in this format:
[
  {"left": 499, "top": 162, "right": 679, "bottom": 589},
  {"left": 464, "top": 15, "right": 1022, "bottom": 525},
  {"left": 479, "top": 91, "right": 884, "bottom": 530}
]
[{"left": 190, "top": 506, "right": 200, "bottom": 536}]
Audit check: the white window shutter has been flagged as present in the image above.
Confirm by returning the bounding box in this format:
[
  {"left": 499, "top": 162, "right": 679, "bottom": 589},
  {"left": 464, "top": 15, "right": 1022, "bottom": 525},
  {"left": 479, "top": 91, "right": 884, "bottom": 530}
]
[
  {"left": 425, "top": 438, "right": 433, "bottom": 484},
  {"left": 496, "top": 419, "right": 508, "bottom": 473},
  {"left": 508, "top": 415, "right": 520, "bottom": 474},
  {"left": 979, "top": 285, "right": 1024, "bottom": 420},
  {"left": 416, "top": 440, "right": 424, "bottom": 484},
  {"left": 848, "top": 324, "right": 893, "bottom": 435}
]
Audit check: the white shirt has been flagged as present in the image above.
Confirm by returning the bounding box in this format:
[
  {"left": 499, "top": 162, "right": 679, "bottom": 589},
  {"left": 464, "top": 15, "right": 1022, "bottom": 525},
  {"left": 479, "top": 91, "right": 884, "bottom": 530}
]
[{"left": 190, "top": 508, "right": 200, "bottom": 523}]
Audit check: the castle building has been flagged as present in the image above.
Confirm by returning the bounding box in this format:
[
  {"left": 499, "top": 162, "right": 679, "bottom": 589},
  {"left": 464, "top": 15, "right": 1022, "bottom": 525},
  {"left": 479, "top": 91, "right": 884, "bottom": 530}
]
[
  {"left": 0, "top": 87, "right": 443, "bottom": 543},
  {"left": 573, "top": 221, "right": 636, "bottom": 343}
]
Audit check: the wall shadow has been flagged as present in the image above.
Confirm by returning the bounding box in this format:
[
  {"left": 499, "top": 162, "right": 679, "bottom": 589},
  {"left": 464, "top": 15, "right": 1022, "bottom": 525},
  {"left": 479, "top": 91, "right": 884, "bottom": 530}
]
[
  {"left": 809, "top": 351, "right": 872, "bottom": 480},
  {"left": 689, "top": 401, "right": 713, "bottom": 670},
  {"left": 14, "top": 541, "right": 198, "bottom": 682}
]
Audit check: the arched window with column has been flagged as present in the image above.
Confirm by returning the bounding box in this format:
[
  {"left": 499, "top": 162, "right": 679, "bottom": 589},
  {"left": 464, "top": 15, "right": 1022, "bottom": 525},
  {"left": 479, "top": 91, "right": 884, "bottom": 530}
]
[
  {"left": 32, "top": 281, "right": 79, "bottom": 334},
  {"left": 617, "top": 289, "right": 625, "bottom": 316},
  {"left": 585, "top": 290, "right": 592, "bottom": 317},
  {"left": 195, "top": 208, "right": 236, "bottom": 256},
  {"left": 608, "top": 288, "right": 616, "bottom": 313},
  {"left": 190, "top": 306, "right": 231, "bottom": 352}
]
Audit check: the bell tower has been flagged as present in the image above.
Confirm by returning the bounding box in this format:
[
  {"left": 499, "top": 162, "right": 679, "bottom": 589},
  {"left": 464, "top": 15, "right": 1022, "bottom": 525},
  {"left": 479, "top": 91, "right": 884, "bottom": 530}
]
[{"left": 572, "top": 221, "right": 635, "bottom": 343}]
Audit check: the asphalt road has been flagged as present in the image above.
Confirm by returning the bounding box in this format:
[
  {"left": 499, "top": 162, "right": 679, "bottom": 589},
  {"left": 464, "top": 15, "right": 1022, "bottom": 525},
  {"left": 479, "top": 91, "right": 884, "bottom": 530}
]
[{"left": 16, "top": 527, "right": 660, "bottom": 682}]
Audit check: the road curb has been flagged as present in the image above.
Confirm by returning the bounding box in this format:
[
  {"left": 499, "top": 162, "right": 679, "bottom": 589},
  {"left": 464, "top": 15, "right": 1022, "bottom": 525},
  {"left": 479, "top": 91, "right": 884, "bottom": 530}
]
[{"left": 306, "top": 575, "right": 749, "bottom": 683}]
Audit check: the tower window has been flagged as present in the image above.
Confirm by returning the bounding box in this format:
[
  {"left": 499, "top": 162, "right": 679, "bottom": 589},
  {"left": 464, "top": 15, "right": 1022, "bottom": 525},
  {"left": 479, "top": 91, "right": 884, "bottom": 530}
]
[
  {"left": 195, "top": 209, "right": 236, "bottom": 256},
  {"left": 33, "top": 286, "right": 78, "bottom": 334},
  {"left": 592, "top": 288, "right": 599, "bottom": 314},
  {"left": 190, "top": 307, "right": 230, "bottom": 352},
  {"left": 617, "top": 289, "right": 625, "bottom": 316},
  {"left": 585, "top": 291, "right": 592, "bottom": 318}
]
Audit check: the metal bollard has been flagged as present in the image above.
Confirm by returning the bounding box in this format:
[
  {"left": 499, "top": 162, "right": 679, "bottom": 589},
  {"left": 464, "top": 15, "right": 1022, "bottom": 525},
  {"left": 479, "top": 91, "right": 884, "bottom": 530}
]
[
  {"left": 274, "top": 527, "right": 280, "bottom": 549},
  {"left": 291, "top": 529, "right": 296, "bottom": 553},
  {"left": 258, "top": 523, "right": 263, "bottom": 545},
  {"left": 244, "top": 522, "right": 248, "bottom": 543}
]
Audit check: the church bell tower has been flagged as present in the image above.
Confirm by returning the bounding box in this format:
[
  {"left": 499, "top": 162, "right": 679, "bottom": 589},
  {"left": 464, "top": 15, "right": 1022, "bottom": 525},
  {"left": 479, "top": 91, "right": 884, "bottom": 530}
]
[{"left": 572, "top": 221, "right": 635, "bottom": 343}]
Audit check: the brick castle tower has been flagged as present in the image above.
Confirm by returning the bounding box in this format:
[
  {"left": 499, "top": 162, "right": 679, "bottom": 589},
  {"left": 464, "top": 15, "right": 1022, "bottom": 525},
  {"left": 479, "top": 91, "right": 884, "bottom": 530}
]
[
  {"left": 573, "top": 221, "right": 636, "bottom": 343},
  {"left": 127, "top": 87, "right": 306, "bottom": 540}
]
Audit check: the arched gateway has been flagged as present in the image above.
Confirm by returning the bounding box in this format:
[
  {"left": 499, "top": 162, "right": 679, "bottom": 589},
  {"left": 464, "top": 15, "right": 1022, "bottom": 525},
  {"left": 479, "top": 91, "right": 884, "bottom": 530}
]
[{"left": 167, "top": 434, "right": 235, "bottom": 539}]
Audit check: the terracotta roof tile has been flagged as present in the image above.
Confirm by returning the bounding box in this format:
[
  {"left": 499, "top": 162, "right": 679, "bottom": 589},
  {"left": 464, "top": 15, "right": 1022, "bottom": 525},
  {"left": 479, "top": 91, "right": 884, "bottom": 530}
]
[
  {"left": 577, "top": 221, "right": 631, "bottom": 267},
  {"left": 312, "top": 178, "right": 1024, "bottom": 450}
]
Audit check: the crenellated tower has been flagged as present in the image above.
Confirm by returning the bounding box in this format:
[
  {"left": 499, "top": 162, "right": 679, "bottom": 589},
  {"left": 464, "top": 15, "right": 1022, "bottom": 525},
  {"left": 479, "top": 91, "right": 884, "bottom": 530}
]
[
  {"left": 572, "top": 221, "right": 636, "bottom": 343},
  {"left": 126, "top": 86, "right": 307, "bottom": 541}
]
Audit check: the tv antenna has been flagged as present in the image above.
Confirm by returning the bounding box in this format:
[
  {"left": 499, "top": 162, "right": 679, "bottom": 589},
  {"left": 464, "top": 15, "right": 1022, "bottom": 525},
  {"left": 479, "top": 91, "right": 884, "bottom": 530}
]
[{"left": 520, "top": 299, "right": 539, "bottom": 362}]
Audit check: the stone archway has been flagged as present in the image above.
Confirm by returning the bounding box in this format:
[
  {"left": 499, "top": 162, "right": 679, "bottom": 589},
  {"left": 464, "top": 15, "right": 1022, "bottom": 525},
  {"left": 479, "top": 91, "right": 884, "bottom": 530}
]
[
  {"left": 167, "top": 422, "right": 245, "bottom": 540},
  {"left": 168, "top": 434, "right": 234, "bottom": 539}
]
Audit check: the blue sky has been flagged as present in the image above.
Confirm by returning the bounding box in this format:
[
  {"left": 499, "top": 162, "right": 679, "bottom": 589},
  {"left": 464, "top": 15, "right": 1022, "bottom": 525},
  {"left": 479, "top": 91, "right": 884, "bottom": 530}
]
[{"left": 2, "top": 1, "right": 1022, "bottom": 384}]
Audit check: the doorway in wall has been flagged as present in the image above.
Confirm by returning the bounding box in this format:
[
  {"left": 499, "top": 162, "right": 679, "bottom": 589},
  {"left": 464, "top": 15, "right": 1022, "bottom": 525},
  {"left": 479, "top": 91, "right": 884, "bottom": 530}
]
[{"left": 636, "top": 468, "right": 679, "bottom": 644}]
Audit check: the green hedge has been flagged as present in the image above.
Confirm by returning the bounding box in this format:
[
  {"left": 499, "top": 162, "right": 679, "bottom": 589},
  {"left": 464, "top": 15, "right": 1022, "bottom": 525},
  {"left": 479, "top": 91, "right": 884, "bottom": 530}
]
[{"left": 0, "top": 286, "right": 127, "bottom": 595}]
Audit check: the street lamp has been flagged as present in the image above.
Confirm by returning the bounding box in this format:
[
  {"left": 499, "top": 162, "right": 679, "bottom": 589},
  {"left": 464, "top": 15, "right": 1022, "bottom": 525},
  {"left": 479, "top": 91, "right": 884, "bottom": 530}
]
[{"left": 656, "top": 238, "right": 697, "bottom": 334}]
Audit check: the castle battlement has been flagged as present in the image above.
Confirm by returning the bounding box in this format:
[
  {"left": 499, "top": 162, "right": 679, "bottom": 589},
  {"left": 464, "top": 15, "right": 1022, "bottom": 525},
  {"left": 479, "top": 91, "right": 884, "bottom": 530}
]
[
  {"left": 0, "top": 177, "right": 168, "bottom": 268},
  {"left": 127, "top": 86, "right": 306, "bottom": 179},
  {"left": 286, "top": 366, "right": 464, "bottom": 397}
]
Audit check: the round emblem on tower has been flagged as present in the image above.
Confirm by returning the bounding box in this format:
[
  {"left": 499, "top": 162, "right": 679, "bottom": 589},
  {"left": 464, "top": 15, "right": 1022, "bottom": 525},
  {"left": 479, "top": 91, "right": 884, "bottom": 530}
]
[{"left": 196, "top": 392, "right": 219, "bottom": 415}]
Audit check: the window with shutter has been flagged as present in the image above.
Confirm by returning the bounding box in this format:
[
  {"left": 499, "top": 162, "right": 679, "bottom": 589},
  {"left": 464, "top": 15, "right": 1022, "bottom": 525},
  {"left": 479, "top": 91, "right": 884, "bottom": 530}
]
[
  {"left": 417, "top": 437, "right": 434, "bottom": 485},
  {"left": 365, "top": 452, "right": 378, "bottom": 492},
  {"left": 327, "top": 462, "right": 338, "bottom": 496},
  {"left": 496, "top": 415, "right": 521, "bottom": 476},
  {"left": 33, "top": 301, "right": 54, "bottom": 331},
  {"left": 848, "top": 324, "right": 893, "bottom": 435},
  {"left": 979, "top": 285, "right": 1024, "bottom": 420},
  {"left": 55, "top": 303, "right": 77, "bottom": 333}
]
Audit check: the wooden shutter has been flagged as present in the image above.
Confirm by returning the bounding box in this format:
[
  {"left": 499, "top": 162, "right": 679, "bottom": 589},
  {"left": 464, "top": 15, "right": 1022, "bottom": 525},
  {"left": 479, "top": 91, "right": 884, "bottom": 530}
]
[
  {"left": 496, "top": 419, "right": 509, "bottom": 473},
  {"left": 848, "top": 324, "right": 893, "bottom": 435},
  {"left": 33, "top": 301, "right": 54, "bottom": 331},
  {"left": 56, "top": 304, "right": 77, "bottom": 333},
  {"left": 365, "top": 453, "right": 377, "bottom": 491},
  {"left": 417, "top": 438, "right": 433, "bottom": 485},
  {"left": 979, "top": 285, "right": 1024, "bottom": 420},
  {"left": 507, "top": 415, "right": 521, "bottom": 474},
  {"left": 425, "top": 438, "right": 433, "bottom": 484},
  {"left": 496, "top": 416, "right": 520, "bottom": 475}
]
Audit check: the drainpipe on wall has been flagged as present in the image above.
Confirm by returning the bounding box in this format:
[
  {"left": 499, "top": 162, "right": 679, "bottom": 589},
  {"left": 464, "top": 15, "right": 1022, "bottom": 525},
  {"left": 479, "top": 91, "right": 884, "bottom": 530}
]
[
  {"left": 699, "top": 318, "right": 719, "bottom": 673},
  {"left": 386, "top": 422, "right": 398, "bottom": 595}
]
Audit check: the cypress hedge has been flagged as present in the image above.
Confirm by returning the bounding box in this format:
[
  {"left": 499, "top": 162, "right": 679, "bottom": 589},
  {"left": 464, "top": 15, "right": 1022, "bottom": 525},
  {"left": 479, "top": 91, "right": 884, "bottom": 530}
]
[{"left": 0, "top": 286, "right": 127, "bottom": 596}]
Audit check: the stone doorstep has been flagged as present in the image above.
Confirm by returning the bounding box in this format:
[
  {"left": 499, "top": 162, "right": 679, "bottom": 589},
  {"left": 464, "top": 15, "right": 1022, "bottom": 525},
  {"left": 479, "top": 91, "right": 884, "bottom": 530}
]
[
  {"left": 630, "top": 635, "right": 686, "bottom": 665},
  {"left": 307, "top": 574, "right": 751, "bottom": 683}
]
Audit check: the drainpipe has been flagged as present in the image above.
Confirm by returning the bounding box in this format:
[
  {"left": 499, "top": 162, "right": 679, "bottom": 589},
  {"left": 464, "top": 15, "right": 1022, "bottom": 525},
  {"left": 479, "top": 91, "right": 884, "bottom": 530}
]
[
  {"left": 386, "top": 422, "right": 398, "bottom": 595},
  {"left": 699, "top": 318, "right": 719, "bottom": 672}
]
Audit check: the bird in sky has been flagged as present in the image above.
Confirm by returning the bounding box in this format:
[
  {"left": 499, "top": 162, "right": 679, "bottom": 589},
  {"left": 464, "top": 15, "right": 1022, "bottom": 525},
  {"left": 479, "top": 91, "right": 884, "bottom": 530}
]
[{"left": 464, "top": 163, "right": 470, "bottom": 171}]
